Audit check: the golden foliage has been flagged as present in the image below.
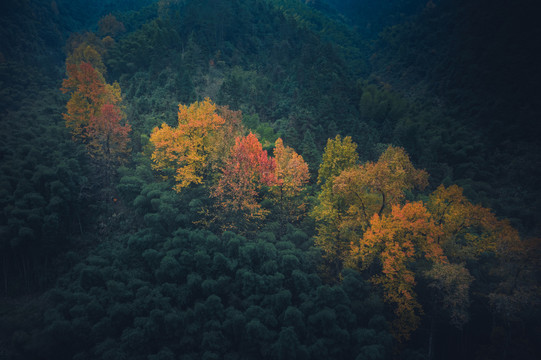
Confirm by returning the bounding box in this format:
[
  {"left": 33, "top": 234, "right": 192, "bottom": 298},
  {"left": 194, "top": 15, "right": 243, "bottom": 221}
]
[
  {"left": 149, "top": 98, "right": 225, "bottom": 192},
  {"left": 273, "top": 138, "right": 310, "bottom": 198},
  {"left": 351, "top": 202, "right": 446, "bottom": 341},
  {"left": 427, "top": 184, "right": 521, "bottom": 260},
  {"left": 317, "top": 135, "right": 358, "bottom": 187}
]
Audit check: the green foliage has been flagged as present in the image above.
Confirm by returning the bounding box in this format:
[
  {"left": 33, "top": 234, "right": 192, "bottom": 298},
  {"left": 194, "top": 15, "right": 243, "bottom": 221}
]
[
  {"left": 218, "top": 66, "right": 271, "bottom": 114},
  {"left": 300, "top": 129, "right": 321, "bottom": 178},
  {"left": 21, "top": 225, "right": 390, "bottom": 359},
  {"left": 0, "top": 63, "right": 89, "bottom": 295},
  {"left": 107, "top": 18, "right": 181, "bottom": 75},
  {"left": 265, "top": 0, "right": 371, "bottom": 77},
  {"left": 108, "top": 0, "right": 361, "bottom": 152}
]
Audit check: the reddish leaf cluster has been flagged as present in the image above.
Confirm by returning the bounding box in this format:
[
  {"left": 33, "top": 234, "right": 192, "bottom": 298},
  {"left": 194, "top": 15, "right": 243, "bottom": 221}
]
[
  {"left": 213, "top": 132, "right": 277, "bottom": 224},
  {"left": 211, "top": 134, "right": 310, "bottom": 231},
  {"left": 87, "top": 104, "right": 131, "bottom": 164}
]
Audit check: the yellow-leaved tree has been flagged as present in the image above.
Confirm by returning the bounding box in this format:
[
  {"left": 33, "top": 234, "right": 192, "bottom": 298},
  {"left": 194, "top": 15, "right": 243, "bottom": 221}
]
[
  {"left": 333, "top": 145, "right": 429, "bottom": 235},
  {"left": 149, "top": 98, "right": 226, "bottom": 192},
  {"left": 311, "top": 135, "right": 359, "bottom": 278},
  {"left": 427, "top": 184, "right": 522, "bottom": 260}
]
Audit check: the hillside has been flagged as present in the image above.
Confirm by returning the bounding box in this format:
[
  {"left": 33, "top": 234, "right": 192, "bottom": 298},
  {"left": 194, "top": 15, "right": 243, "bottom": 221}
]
[{"left": 1, "top": 1, "right": 539, "bottom": 359}]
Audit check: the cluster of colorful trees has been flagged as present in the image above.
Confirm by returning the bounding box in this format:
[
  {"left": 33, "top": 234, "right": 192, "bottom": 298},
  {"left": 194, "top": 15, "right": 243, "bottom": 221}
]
[
  {"left": 143, "top": 98, "right": 537, "bottom": 345},
  {"left": 149, "top": 98, "right": 310, "bottom": 232},
  {"left": 311, "top": 135, "right": 536, "bottom": 343}
]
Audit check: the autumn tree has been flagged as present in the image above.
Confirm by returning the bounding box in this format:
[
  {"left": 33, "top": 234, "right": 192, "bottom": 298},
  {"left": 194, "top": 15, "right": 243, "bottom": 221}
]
[
  {"left": 61, "top": 33, "right": 130, "bottom": 188},
  {"left": 61, "top": 61, "right": 122, "bottom": 140},
  {"left": 317, "top": 135, "right": 358, "bottom": 188},
  {"left": 149, "top": 98, "right": 226, "bottom": 192},
  {"left": 212, "top": 132, "right": 277, "bottom": 232},
  {"left": 87, "top": 103, "right": 131, "bottom": 185},
  {"left": 349, "top": 202, "right": 446, "bottom": 341},
  {"left": 426, "top": 185, "right": 537, "bottom": 337},
  {"left": 312, "top": 142, "right": 428, "bottom": 279},
  {"left": 427, "top": 184, "right": 521, "bottom": 260},
  {"left": 206, "top": 105, "right": 245, "bottom": 175},
  {"left": 312, "top": 143, "right": 446, "bottom": 337},
  {"left": 311, "top": 135, "right": 359, "bottom": 278},
  {"left": 61, "top": 62, "right": 105, "bottom": 139},
  {"left": 332, "top": 145, "right": 429, "bottom": 232},
  {"left": 271, "top": 138, "right": 310, "bottom": 229},
  {"left": 344, "top": 182, "right": 533, "bottom": 344}
]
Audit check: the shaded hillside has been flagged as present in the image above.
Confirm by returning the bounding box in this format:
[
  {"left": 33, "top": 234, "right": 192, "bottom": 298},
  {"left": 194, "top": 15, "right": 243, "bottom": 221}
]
[{"left": 324, "top": 0, "right": 428, "bottom": 37}]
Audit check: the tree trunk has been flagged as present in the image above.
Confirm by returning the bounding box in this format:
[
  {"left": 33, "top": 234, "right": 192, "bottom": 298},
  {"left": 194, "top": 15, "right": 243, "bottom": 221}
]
[
  {"left": 21, "top": 254, "right": 29, "bottom": 292},
  {"left": 2, "top": 255, "right": 8, "bottom": 294},
  {"left": 378, "top": 190, "right": 386, "bottom": 216},
  {"left": 428, "top": 315, "right": 435, "bottom": 360},
  {"left": 77, "top": 211, "right": 84, "bottom": 235}
]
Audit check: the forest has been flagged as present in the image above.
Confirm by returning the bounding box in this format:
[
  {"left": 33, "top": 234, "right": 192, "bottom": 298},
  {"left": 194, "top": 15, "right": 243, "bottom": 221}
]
[{"left": 0, "top": 0, "right": 539, "bottom": 359}]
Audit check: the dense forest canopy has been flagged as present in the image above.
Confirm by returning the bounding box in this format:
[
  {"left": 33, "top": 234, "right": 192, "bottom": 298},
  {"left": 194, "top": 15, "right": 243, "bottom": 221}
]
[{"left": 1, "top": 0, "right": 539, "bottom": 359}]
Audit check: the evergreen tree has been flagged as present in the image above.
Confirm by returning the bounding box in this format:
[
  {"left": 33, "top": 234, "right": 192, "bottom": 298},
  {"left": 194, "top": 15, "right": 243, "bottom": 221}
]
[{"left": 300, "top": 129, "right": 320, "bottom": 178}]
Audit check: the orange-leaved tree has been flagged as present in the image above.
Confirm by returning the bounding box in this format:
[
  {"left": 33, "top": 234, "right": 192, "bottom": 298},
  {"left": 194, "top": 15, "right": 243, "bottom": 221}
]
[
  {"left": 149, "top": 98, "right": 226, "bottom": 192},
  {"left": 206, "top": 105, "right": 245, "bottom": 175},
  {"left": 272, "top": 138, "right": 310, "bottom": 227},
  {"left": 350, "top": 201, "right": 446, "bottom": 341},
  {"left": 61, "top": 62, "right": 121, "bottom": 140},
  {"left": 61, "top": 30, "right": 131, "bottom": 190},
  {"left": 425, "top": 185, "right": 534, "bottom": 327},
  {"left": 330, "top": 145, "right": 429, "bottom": 249},
  {"left": 421, "top": 184, "right": 535, "bottom": 354},
  {"left": 347, "top": 183, "right": 530, "bottom": 343},
  {"left": 212, "top": 132, "right": 277, "bottom": 231}
]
